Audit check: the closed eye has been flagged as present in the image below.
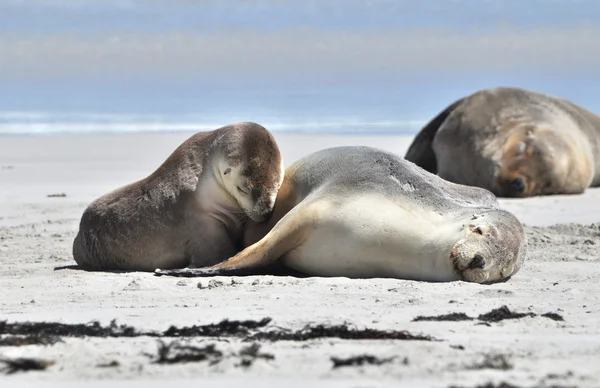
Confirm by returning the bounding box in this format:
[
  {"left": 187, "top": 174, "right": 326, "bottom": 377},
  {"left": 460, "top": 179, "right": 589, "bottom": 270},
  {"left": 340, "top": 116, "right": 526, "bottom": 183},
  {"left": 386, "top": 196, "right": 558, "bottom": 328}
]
[{"left": 237, "top": 186, "right": 249, "bottom": 195}]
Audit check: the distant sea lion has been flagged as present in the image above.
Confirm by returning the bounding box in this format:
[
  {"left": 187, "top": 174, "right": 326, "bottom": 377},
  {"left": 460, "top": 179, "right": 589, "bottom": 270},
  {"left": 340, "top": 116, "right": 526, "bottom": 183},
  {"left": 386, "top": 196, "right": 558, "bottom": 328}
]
[
  {"left": 72, "top": 121, "right": 284, "bottom": 271},
  {"left": 155, "top": 146, "right": 527, "bottom": 284},
  {"left": 404, "top": 87, "right": 600, "bottom": 197}
]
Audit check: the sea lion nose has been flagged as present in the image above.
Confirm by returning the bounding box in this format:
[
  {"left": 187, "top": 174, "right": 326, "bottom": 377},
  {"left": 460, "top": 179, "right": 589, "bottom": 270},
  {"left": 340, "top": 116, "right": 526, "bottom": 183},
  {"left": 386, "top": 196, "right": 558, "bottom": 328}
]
[
  {"left": 509, "top": 176, "right": 526, "bottom": 193},
  {"left": 468, "top": 254, "right": 486, "bottom": 269}
]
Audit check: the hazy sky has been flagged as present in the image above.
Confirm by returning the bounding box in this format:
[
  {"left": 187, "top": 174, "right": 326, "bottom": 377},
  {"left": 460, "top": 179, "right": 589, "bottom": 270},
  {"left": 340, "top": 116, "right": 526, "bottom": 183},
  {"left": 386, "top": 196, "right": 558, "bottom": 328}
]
[{"left": 2, "top": 0, "right": 600, "bottom": 130}]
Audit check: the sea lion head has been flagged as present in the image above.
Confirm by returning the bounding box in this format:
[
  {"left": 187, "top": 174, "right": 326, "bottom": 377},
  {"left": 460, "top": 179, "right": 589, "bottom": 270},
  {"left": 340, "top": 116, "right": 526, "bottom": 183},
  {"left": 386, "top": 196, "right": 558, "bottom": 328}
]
[
  {"left": 221, "top": 122, "right": 284, "bottom": 222},
  {"left": 495, "top": 125, "right": 591, "bottom": 197},
  {"left": 449, "top": 210, "right": 527, "bottom": 284}
]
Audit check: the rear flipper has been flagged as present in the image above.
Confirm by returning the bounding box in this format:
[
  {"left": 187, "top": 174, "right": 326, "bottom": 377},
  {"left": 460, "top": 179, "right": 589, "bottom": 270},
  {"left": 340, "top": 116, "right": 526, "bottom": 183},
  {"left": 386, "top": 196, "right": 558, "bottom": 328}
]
[{"left": 154, "top": 202, "right": 319, "bottom": 278}]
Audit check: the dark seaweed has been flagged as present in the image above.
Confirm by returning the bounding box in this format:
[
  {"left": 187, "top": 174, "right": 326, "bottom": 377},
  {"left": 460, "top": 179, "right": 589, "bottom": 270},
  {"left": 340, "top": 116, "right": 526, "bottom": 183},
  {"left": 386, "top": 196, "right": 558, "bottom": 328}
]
[
  {"left": 0, "top": 318, "right": 272, "bottom": 339},
  {"left": 468, "top": 354, "right": 513, "bottom": 370},
  {"left": 0, "top": 319, "right": 139, "bottom": 338},
  {"left": 331, "top": 354, "right": 398, "bottom": 368},
  {"left": 237, "top": 343, "right": 275, "bottom": 367},
  {"left": 0, "top": 335, "right": 61, "bottom": 347},
  {"left": 162, "top": 318, "right": 272, "bottom": 337},
  {"left": 541, "top": 312, "right": 565, "bottom": 321},
  {"left": 413, "top": 313, "right": 474, "bottom": 322},
  {"left": 247, "top": 323, "right": 437, "bottom": 342},
  {"left": 412, "top": 306, "right": 564, "bottom": 324},
  {"left": 0, "top": 357, "right": 54, "bottom": 374},
  {"left": 152, "top": 341, "right": 223, "bottom": 365},
  {"left": 477, "top": 306, "right": 535, "bottom": 322}
]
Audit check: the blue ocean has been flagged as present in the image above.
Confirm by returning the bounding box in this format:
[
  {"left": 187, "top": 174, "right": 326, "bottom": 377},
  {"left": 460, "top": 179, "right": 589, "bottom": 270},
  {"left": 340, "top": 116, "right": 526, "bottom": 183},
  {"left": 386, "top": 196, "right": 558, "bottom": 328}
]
[{"left": 1, "top": 0, "right": 599, "bottom": 136}]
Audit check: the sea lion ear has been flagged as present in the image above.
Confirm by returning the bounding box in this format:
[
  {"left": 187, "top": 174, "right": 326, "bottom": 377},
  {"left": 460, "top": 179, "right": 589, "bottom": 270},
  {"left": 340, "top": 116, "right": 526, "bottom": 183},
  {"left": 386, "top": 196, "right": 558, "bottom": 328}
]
[{"left": 224, "top": 168, "right": 231, "bottom": 175}]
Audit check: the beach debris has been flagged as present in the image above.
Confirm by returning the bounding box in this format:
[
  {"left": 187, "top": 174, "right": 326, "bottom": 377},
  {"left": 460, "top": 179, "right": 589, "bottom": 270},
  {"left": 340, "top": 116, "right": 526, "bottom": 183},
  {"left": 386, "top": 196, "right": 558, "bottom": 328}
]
[
  {"left": 450, "top": 382, "right": 576, "bottom": 388},
  {"left": 152, "top": 341, "right": 223, "bottom": 365},
  {"left": 1, "top": 318, "right": 436, "bottom": 344},
  {"left": 123, "top": 279, "right": 142, "bottom": 291},
  {"left": 246, "top": 322, "right": 437, "bottom": 342},
  {"left": 162, "top": 318, "right": 272, "bottom": 337},
  {"left": 0, "top": 319, "right": 140, "bottom": 338},
  {"left": 541, "top": 312, "right": 565, "bottom": 321},
  {"left": 449, "top": 383, "right": 521, "bottom": 388},
  {"left": 331, "top": 354, "right": 400, "bottom": 369},
  {"left": 0, "top": 318, "right": 272, "bottom": 339},
  {"left": 197, "top": 279, "right": 225, "bottom": 289},
  {"left": 237, "top": 343, "right": 275, "bottom": 367},
  {"left": 97, "top": 360, "right": 120, "bottom": 368},
  {"left": 150, "top": 341, "right": 274, "bottom": 367},
  {"left": 468, "top": 354, "right": 513, "bottom": 370},
  {"left": 0, "top": 335, "right": 61, "bottom": 347},
  {"left": 413, "top": 312, "right": 473, "bottom": 322},
  {"left": 46, "top": 193, "right": 67, "bottom": 198},
  {"left": 478, "top": 306, "right": 535, "bottom": 322},
  {"left": 0, "top": 357, "right": 54, "bottom": 374},
  {"left": 412, "top": 306, "right": 564, "bottom": 323}
]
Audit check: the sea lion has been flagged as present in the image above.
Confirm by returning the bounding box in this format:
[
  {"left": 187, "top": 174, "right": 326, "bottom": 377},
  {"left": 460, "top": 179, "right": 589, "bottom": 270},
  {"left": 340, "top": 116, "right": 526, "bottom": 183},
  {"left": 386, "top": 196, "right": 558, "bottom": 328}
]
[
  {"left": 72, "top": 121, "right": 284, "bottom": 272},
  {"left": 404, "top": 87, "right": 600, "bottom": 197},
  {"left": 155, "top": 146, "right": 527, "bottom": 284}
]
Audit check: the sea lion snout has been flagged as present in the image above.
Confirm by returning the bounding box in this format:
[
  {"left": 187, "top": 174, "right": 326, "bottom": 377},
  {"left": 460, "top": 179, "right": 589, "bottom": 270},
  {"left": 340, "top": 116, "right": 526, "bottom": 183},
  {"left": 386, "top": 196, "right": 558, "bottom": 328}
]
[
  {"left": 508, "top": 176, "right": 526, "bottom": 194},
  {"left": 496, "top": 174, "right": 530, "bottom": 197},
  {"left": 467, "top": 253, "right": 486, "bottom": 269},
  {"left": 247, "top": 192, "right": 277, "bottom": 223}
]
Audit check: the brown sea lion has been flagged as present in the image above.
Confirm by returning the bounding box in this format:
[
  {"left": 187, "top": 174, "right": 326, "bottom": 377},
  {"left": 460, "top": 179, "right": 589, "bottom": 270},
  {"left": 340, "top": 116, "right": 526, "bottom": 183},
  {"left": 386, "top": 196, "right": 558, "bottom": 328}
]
[
  {"left": 72, "top": 121, "right": 284, "bottom": 271},
  {"left": 405, "top": 87, "right": 600, "bottom": 197}
]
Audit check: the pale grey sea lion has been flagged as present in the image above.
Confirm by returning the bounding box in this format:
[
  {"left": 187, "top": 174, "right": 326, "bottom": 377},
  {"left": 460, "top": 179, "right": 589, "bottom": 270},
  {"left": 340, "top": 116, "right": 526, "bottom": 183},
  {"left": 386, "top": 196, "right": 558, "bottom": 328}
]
[
  {"left": 405, "top": 87, "right": 600, "bottom": 197},
  {"left": 155, "top": 146, "right": 527, "bottom": 284},
  {"left": 72, "top": 121, "right": 284, "bottom": 271}
]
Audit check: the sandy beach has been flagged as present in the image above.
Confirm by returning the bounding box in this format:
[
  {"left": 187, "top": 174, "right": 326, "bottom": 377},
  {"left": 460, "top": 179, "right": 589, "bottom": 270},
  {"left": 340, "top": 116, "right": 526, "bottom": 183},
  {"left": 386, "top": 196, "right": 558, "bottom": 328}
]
[{"left": 1, "top": 132, "right": 599, "bottom": 387}]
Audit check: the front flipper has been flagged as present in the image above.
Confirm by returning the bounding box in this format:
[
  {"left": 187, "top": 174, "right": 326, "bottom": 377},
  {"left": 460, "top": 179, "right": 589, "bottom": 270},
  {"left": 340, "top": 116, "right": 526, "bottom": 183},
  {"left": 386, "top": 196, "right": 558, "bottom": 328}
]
[{"left": 155, "top": 201, "right": 317, "bottom": 278}]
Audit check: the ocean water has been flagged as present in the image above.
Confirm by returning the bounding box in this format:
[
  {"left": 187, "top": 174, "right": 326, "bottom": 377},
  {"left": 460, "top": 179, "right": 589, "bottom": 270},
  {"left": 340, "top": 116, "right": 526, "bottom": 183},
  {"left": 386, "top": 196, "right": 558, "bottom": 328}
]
[
  {"left": 0, "top": 110, "right": 425, "bottom": 136},
  {"left": 2, "top": 1, "right": 599, "bottom": 137}
]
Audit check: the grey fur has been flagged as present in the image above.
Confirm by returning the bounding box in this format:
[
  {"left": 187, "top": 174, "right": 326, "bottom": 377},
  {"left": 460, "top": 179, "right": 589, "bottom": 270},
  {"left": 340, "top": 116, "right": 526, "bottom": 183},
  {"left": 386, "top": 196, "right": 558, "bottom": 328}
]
[
  {"left": 157, "top": 146, "right": 527, "bottom": 283},
  {"left": 405, "top": 87, "right": 600, "bottom": 197},
  {"left": 292, "top": 146, "right": 526, "bottom": 280},
  {"left": 287, "top": 145, "right": 499, "bottom": 212}
]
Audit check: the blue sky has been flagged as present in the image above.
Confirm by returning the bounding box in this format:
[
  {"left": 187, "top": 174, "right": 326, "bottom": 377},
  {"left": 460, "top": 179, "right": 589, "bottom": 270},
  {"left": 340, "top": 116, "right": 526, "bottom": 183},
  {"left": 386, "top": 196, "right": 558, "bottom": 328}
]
[{"left": 2, "top": 0, "right": 600, "bottom": 134}]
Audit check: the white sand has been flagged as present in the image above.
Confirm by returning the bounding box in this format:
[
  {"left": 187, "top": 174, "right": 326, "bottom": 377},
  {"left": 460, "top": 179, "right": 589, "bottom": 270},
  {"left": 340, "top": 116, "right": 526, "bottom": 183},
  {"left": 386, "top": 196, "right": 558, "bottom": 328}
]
[{"left": 1, "top": 133, "right": 599, "bottom": 387}]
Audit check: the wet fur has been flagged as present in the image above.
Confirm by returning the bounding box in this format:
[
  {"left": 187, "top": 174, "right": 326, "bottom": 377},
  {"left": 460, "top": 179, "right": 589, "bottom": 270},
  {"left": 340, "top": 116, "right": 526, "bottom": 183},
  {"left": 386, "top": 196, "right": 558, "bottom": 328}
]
[{"left": 404, "top": 87, "right": 600, "bottom": 197}]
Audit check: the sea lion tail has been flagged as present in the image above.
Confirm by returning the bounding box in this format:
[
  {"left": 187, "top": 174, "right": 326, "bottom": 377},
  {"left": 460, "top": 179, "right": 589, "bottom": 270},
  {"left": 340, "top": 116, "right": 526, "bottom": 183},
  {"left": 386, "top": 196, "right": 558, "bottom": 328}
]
[{"left": 404, "top": 97, "right": 465, "bottom": 174}]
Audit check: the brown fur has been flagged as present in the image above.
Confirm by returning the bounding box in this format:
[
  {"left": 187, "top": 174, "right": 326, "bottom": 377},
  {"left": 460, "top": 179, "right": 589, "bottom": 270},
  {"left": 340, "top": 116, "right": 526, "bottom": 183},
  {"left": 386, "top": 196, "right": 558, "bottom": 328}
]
[
  {"left": 72, "top": 122, "right": 284, "bottom": 271},
  {"left": 496, "top": 126, "right": 593, "bottom": 196},
  {"left": 242, "top": 174, "right": 299, "bottom": 247},
  {"left": 405, "top": 87, "right": 600, "bottom": 197}
]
